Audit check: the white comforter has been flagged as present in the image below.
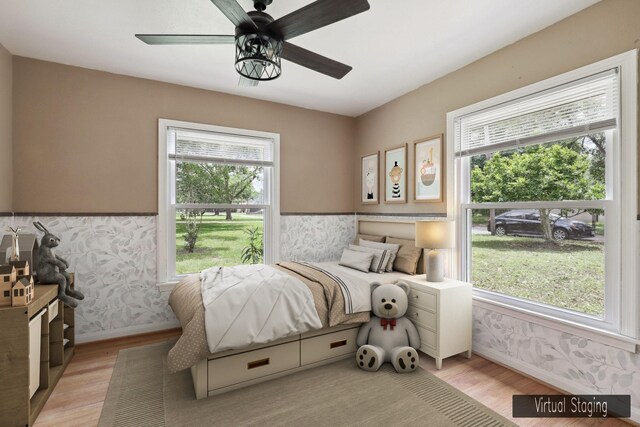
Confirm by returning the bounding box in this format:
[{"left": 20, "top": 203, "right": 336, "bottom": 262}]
[{"left": 200, "top": 264, "right": 323, "bottom": 353}]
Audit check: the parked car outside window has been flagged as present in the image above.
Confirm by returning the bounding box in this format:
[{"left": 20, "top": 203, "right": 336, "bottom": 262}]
[{"left": 487, "top": 209, "right": 594, "bottom": 240}]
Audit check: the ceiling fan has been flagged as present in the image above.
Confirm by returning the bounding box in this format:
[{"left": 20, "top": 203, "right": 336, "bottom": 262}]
[{"left": 136, "top": 0, "right": 370, "bottom": 87}]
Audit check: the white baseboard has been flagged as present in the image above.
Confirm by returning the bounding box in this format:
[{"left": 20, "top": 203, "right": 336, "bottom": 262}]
[
  {"left": 474, "top": 346, "right": 640, "bottom": 424},
  {"left": 75, "top": 320, "right": 180, "bottom": 344}
]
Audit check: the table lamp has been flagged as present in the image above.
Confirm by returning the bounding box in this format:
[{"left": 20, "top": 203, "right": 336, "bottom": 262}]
[{"left": 415, "top": 220, "right": 455, "bottom": 282}]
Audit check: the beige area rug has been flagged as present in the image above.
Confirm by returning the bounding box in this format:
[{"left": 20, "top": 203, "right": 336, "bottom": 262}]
[{"left": 99, "top": 341, "right": 515, "bottom": 427}]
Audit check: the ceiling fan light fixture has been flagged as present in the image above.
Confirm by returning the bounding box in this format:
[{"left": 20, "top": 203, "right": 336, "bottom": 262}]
[{"left": 235, "top": 33, "right": 282, "bottom": 81}]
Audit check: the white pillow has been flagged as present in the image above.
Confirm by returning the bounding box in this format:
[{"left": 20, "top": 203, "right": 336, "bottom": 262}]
[
  {"left": 359, "top": 239, "right": 401, "bottom": 272},
  {"left": 339, "top": 249, "right": 374, "bottom": 273},
  {"left": 348, "top": 244, "right": 391, "bottom": 273}
]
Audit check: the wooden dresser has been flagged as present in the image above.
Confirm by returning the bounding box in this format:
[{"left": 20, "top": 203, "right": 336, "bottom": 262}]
[
  {"left": 402, "top": 275, "right": 472, "bottom": 369},
  {"left": 0, "top": 275, "right": 75, "bottom": 426}
]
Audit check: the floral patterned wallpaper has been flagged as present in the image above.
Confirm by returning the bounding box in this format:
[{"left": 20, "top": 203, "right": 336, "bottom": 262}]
[
  {"left": 0, "top": 216, "right": 175, "bottom": 337},
  {"left": 473, "top": 306, "right": 640, "bottom": 411},
  {"left": 280, "top": 214, "right": 355, "bottom": 262}
]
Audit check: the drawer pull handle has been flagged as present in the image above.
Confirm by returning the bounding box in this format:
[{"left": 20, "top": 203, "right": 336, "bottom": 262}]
[
  {"left": 413, "top": 294, "right": 419, "bottom": 299},
  {"left": 414, "top": 312, "right": 419, "bottom": 317},
  {"left": 247, "top": 358, "right": 270, "bottom": 369},
  {"left": 330, "top": 339, "right": 347, "bottom": 349}
]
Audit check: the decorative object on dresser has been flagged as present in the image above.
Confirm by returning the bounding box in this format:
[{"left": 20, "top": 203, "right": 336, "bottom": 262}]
[
  {"left": 10, "top": 259, "right": 30, "bottom": 275},
  {"left": 7, "top": 226, "right": 21, "bottom": 261},
  {"left": 413, "top": 134, "right": 443, "bottom": 202},
  {"left": 384, "top": 144, "right": 407, "bottom": 203},
  {"left": 0, "top": 264, "right": 35, "bottom": 307},
  {"left": 33, "top": 222, "right": 84, "bottom": 307},
  {"left": 0, "top": 232, "right": 39, "bottom": 267},
  {"left": 415, "top": 220, "right": 454, "bottom": 282},
  {"left": 361, "top": 151, "right": 380, "bottom": 204},
  {"left": 0, "top": 274, "right": 76, "bottom": 426},
  {"left": 402, "top": 276, "right": 472, "bottom": 369},
  {"left": 356, "top": 282, "right": 421, "bottom": 373}
]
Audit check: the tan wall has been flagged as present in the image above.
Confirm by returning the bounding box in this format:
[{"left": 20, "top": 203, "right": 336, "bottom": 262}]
[
  {"left": 12, "top": 57, "right": 356, "bottom": 214},
  {"left": 355, "top": 0, "right": 640, "bottom": 215},
  {"left": 0, "top": 43, "right": 12, "bottom": 212}
]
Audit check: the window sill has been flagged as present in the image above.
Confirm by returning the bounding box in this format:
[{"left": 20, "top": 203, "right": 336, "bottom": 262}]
[
  {"left": 157, "top": 281, "right": 179, "bottom": 293},
  {"left": 473, "top": 295, "right": 640, "bottom": 353}
]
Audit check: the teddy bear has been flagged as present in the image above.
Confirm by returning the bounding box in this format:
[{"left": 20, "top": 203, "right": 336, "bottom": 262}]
[{"left": 356, "top": 281, "right": 421, "bottom": 373}]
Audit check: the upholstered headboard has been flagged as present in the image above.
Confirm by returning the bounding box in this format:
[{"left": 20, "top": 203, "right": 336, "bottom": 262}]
[{"left": 356, "top": 218, "right": 425, "bottom": 274}]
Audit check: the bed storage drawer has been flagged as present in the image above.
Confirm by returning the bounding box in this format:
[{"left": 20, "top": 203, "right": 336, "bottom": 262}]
[
  {"left": 300, "top": 327, "right": 358, "bottom": 366},
  {"left": 208, "top": 341, "right": 300, "bottom": 391}
]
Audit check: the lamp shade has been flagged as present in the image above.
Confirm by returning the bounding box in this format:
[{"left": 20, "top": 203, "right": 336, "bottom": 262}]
[{"left": 415, "top": 221, "right": 455, "bottom": 249}]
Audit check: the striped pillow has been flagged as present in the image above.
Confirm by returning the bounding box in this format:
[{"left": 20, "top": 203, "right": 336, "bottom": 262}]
[
  {"left": 358, "top": 239, "right": 401, "bottom": 272},
  {"left": 348, "top": 244, "right": 391, "bottom": 273}
]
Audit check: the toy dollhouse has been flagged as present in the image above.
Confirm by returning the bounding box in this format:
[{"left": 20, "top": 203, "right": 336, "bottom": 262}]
[
  {"left": 0, "top": 265, "right": 34, "bottom": 307},
  {"left": 10, "top": 260, "right": 29, "bottom": 276}
]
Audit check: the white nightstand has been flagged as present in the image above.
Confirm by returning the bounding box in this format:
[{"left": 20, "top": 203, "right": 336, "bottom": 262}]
[{"left": 400, "top": 276, "right": 472, "bottom": 369}]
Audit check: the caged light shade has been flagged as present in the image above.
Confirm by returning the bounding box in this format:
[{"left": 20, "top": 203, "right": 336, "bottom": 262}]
[{"left": 235, "top": 33, "right": 282, "bottom": 81}]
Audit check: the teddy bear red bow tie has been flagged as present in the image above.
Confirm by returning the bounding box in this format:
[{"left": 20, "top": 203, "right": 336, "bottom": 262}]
[{"left": 380, "top": 318, "right": 396, "bottom": 330}]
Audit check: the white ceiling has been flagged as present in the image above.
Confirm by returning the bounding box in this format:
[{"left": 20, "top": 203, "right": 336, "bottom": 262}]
[{"left": 0, "top": 0, "right": 599, "bottom": 117}]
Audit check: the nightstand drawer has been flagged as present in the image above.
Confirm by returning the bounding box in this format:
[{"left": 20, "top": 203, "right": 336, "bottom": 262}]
[
  {"left": 408, "top": 287, "right": 437, "bottom": 311},
  {"left": 407, "top": 304, "right": 436, "bottom": 330},
  {"left": 417, "top": 326, "right": 437, "bottom": 350}
]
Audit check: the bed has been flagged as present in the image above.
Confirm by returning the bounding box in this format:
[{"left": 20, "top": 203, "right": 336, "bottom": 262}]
[{"left": 168, "top": 219, "right": 424, "bottom": 399}]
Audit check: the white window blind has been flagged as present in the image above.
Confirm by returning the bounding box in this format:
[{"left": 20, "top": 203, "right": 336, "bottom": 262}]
[
  {"left": 455, "top": 69, "right": 619, "bottom": 157},
  {"left": 169, "top": 128, "right": 274, "bottom": 166}
]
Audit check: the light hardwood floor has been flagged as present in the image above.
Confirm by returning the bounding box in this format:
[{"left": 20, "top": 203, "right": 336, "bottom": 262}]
[{"left": 34, "top": 329, "right": 630, "bottom": 427}]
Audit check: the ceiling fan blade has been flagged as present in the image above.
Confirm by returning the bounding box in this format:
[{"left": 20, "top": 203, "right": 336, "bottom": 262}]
[
  {"left": 210, "top": 0, "right": 258, "bottom": 30},
  {"left": 135, "top": 34, "right": 235, "bottom": 45},
  {"left": 281, "top": 42, "right": 352, "bottom": 79},
  {"left": 267, "top": 0, "right": 370, "bottom": 40}
]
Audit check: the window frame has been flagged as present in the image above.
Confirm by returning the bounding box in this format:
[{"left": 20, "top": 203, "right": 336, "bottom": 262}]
[
  {"left": 157, "top": 119, "right": 280, "bottom": 286},
  {"left": 446, "top": 50, "right": 639, "bottom": 341}
]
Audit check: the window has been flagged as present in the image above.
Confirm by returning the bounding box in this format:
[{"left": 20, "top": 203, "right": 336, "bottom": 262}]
[
  {"left": 3, "top": 291, "right": 8, "bottom": 297},
  {"left": 447, "top": 51, "right": 638, "bottom": 337},
  {"left": 158, "top": 120, "right": 280, "bottom": 284}
]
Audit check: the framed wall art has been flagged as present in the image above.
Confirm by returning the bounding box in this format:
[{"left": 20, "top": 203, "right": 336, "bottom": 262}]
[
  {"left": 361, "top": 152, "right": 379, "bottom": 204},
  {"left": 413, "top": 134, "right": 443, "bottom": 202},
  {"left": 384, "top": 145, "right": 407, "bottom": 203}
]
